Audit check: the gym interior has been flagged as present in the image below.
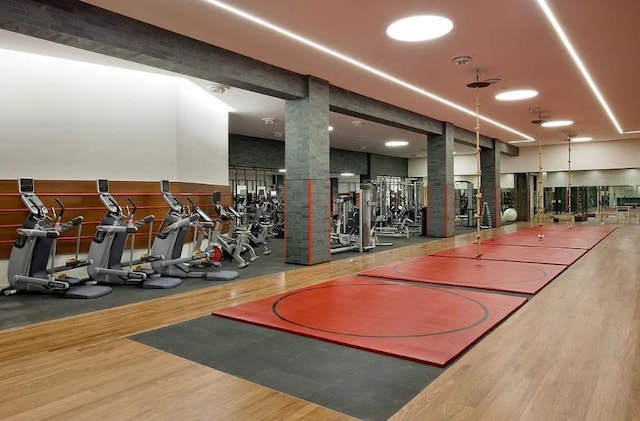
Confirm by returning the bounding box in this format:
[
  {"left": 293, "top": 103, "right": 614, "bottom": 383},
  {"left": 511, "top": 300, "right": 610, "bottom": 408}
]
[{"left": 1, "top": 2, "right": 639, "bottom": 420}]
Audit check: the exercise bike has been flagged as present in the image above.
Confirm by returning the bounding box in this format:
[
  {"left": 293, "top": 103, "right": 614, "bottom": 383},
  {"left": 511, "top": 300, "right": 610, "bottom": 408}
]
[
  {"left": 87, "top": 179, "right": 182, "bottom": 289},
  {"left": 149, "top": 180, "right": 239, "bottom": 281},
  {"left": 3, "top": 178, "right": 112, "bottom": 298},
  {"left": 188, "top": 194, "right": 256, "bottom": 269}
]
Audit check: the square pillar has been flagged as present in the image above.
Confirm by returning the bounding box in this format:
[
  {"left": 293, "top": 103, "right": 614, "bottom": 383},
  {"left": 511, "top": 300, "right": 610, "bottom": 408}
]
[
  {"left": 427, "top": 122, "right": 455, "bottom": 237},
  {"left": 284, "top": 76, "right": 330, "bottom": 264},
  {"left": 481, "top": 141, "right": 502, "bottom": 227}
]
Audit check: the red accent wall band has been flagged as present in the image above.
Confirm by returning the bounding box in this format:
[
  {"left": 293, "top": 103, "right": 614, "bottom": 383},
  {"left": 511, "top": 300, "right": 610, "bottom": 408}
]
[{"left": 307, "top": 179, "right": 313, "bottom": 265}]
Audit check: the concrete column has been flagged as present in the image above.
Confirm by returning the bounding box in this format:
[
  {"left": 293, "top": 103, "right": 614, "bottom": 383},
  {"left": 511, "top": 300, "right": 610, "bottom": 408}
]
[
  {"left": 284, "top": 76, "right": 330, "bottom": 265},
  {"left": 481, "top": 141, "right": 502, "bottom": 227},
  {"left": 427, "top": 122, "right": 455, "bottom": 237}
]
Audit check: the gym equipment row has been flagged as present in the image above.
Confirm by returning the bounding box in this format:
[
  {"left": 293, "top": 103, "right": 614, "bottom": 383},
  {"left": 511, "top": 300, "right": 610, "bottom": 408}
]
[
  {"left": 369, "top": 178, "right": 423, "bottom": 238},
  {"left": 331, "top": 184, "right": 392, "bottom": 254},
  {"left": 3, "top": 178, "right": 240, "bottom": 299}
]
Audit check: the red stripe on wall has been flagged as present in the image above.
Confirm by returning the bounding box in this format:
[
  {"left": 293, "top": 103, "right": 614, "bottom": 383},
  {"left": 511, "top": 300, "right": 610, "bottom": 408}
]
[
  {"left": 307, "top": 179, "right": 313, "bottom": 265},
  {"left": 444, "top": 184, "right": 449, "bottom": 237},
  {"left": 283, "top": 180, "right": 287, "bottom": 262},
  {"left": 495, "top": 187, "right": 500, "bottom": 227}
]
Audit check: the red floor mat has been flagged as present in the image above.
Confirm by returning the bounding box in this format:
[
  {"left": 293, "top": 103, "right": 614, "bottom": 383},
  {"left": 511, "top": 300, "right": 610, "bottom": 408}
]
[
  {"left": 212, "top": 276, "right": 526, "bottom": 367},
  {"left": 431, "top": 243, "right": 588, "bottom": 265},
  {"left": 359, "top": 255, "right": 565, "bottom": 294},
  {"left": 481, "top": 233, "right": 602, "bottom": 249}
]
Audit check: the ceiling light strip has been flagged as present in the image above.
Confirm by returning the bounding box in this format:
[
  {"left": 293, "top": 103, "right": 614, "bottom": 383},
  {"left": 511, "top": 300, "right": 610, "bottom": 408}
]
[
  {"left": 536, "top": 0, "right": 623, "bottom": 134},
  {"left": 204, "top": 0, "right": 533, "bottom": 141}
]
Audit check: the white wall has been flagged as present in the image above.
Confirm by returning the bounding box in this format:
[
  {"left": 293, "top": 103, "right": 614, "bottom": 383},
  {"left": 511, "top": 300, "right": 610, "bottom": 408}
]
[
  {"left": 454, "top": 154, "right": 477, "bottom": 176},
  {"left": 176, "top": 79, "right": 229, "bottom": 185},
  {"left": 502, "top": 139, "right": 640, "bottom": 173},
  {"left": 408, "top": 154, "right": 478, "bottom": 179},
  {"left": 410, "top": 139, "right": 640, "bottom": 189},
  {"left": 544, "top": 168, "right": 640, "bottom": 187},
  {"left": 408, "top": 157, "right": 427, "bottom": 178},
  {"left": 0, "top": 49, "right": 229, "bottom": 184}
]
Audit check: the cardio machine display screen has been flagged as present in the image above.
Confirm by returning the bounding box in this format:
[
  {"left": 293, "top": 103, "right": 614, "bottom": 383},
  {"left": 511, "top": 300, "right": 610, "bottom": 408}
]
[
  {"left": 161, "top": 180, "right": 170, "bottom": 193},
  {"left": 98, "top": 179, "right": 109, "bottom": 193},
  {"left": 19, "top": 178, "right": 34, "bottom": 193}
]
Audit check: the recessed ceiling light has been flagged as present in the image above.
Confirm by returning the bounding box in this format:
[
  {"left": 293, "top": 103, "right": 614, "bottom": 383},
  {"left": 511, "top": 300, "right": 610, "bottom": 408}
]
[
  {"left": 328, "top": 126, "right": 334, "bottom": 131},
  {"left": 386, "top": 15, "right": 453, "bottom": 42},
  {"left": 495, "top": 89, "right": 538, "bottom": 101},
  {"left": 571, "top": 137, "right": 592, "bottom": 142},
  {"left": 340, "top": 172, "right": 355, "bottom": 177},
  {"left": 541, "top": 120, "right": 573, "bottom": 128},
  {"left": 385, "top": 140, "right": 409, "bottom": 147}
]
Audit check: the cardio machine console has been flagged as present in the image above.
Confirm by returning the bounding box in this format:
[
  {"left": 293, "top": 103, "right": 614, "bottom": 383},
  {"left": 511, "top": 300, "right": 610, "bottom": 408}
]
[
  {"left": 18, "top": 178, "right": 47, "bottom": 217},
  {"left": 97, "top": 179, "right": 121, "bottom": 215},
  {"left": 160, "top": 180, "right": 184, "bottom": 213}
]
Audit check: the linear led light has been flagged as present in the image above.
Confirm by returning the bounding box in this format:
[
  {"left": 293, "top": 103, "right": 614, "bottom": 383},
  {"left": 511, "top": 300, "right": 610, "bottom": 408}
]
[
  {"left": 623, "top": 130, "right": 640, "bottom": 134},
  {"left": 541, "top": 120, "right": 573, "bottom": 128},
  {"left": 536, "top": 0, "right": 624, "bottom": 134},
  {"left": 508, "top": 139, "right": 536, "bottom": 144},
  {"left": 571, "top": 137, "right": 592, "bottom": 142},
  {"left": 202, "top": 0, "right": 534, "bottom": 141},
  {"left": 385, "top": 140, "right": 409, "bottom": 147}
]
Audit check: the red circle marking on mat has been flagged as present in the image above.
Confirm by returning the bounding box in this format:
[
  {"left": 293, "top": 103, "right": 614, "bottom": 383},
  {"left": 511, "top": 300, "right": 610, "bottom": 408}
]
[
  {"left": 272, "top": 283, "right": 488, "bottom": 338},
  {"left": 393, "top": 259, "right": 548, "bottom": 285}
]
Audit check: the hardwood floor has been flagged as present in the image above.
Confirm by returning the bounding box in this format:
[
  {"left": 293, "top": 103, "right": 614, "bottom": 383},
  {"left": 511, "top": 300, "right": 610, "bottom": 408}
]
[{"left": 1, "top": 223, "right": 638, "bottom": 420}]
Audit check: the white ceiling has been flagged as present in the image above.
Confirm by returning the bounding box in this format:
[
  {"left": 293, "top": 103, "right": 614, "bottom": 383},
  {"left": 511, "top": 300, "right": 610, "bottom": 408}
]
[{"left": 6, "top": 0, "right": 640, "bottom": 159}]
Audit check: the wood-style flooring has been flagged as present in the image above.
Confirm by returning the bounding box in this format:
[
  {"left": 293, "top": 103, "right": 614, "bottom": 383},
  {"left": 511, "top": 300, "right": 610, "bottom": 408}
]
[{"left": 1, "top": 223, "right": 638, "bottom": 420}]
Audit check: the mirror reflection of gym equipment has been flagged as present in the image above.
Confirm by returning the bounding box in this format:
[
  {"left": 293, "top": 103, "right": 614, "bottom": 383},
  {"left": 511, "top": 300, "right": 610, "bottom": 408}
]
[
  {"left": 229, "top": 166, "right": 285, "bottom": 239},
  {"left": 455, "top": 181, "right": 475, "bottom": 227},
  {"left": 370, "top": 176, "right": 423, "bottom": 239},
  {"left": 330, "top": 184, "right": 393, "bottom": 254}
]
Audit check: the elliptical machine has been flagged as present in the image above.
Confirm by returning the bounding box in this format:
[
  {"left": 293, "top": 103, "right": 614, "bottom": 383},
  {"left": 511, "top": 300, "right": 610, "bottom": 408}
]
[
  {"left": 209, "top": 192, "right": 259, "bottom": 269},
  {"left": 242, "top": 198, "right": 272, "bottom": 256},
  {"left": 4, "top": 178, "right": 112, "bottom": 298},
  {"left": 149, "top": 180, "right": 239, "bottom": 281},
  {"left": 87, "top": 179, "right": 182, "bottom": 289}
]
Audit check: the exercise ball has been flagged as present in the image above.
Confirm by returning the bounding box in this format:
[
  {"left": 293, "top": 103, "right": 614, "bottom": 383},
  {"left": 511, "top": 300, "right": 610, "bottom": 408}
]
[{"left": 503, "top": 208, "right": 517, "bottom": 222}]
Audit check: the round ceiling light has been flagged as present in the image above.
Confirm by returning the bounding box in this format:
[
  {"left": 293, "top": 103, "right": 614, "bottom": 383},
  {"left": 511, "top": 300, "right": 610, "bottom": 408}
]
[
  {"left": 541, "top": 120, "right": 574, "bottom": 128},
  {"left": 495, "top": 89, "right": 538, "bottom": 101},
  {"left": 386, "top": 15, "right": 453, "bottom": 42},
  {"left": 385, "top": 140, "right": 409, "bottom": 147}
]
